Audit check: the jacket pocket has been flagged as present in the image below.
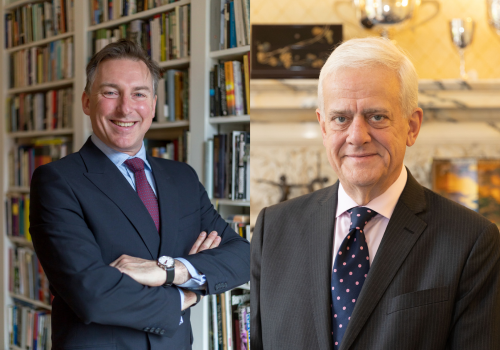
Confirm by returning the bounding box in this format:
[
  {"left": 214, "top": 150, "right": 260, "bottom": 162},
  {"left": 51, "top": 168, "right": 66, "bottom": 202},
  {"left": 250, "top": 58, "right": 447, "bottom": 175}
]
[{"left": 387, "top": 286, "right": 449, "bottom": 314}]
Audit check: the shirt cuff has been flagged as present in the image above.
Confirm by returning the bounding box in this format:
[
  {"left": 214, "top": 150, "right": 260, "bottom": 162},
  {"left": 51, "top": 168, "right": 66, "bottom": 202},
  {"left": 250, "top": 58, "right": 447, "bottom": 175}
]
[
  {"left": 175, "top": 257, "right": 207, "bottom": 290},
  {"left": 178, "top": 288, "right": 184, "bottom": 325}
]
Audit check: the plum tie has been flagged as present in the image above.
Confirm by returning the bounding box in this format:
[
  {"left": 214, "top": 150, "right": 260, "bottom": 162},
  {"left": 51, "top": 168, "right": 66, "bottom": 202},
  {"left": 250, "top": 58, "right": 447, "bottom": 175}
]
[{"left": 124, "top": 158, "right": 160, "bottom": 232}]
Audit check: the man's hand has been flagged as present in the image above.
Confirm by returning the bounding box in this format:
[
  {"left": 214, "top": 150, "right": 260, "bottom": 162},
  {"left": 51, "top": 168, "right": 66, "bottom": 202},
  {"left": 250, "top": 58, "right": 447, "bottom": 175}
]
[
  {"left": 173, "top": 231, "right": 221, "bottom": 285},
  {"left": 181, "top": 290, "right": 204, "bottom": 310},
  {"left": 110, "top": 231, "right": 221, "bottom": 287},
  {"left": 189, "top": 231, "right": 221, "bottom": 255},
  {"left": 110, "top": 255, "right": 166, "bottom": 287}
]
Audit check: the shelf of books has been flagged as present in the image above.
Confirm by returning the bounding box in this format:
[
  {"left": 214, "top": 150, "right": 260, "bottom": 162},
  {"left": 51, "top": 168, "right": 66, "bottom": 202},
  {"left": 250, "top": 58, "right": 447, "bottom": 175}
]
[
  {"left": 1, "top": 0, "right": 75, "bottom": 349},
  {"left": 201, "top": 1, "right": 250, "bottom": 349}
]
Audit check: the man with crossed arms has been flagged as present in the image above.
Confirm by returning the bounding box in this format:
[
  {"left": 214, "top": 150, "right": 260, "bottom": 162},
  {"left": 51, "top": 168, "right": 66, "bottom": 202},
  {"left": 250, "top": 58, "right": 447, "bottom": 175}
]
[
  {"left": 251, "top": 37, "right": 500, "bottom": 349},
  {"left": 30, "top": 39, "right": 249, "bottom": 349}
]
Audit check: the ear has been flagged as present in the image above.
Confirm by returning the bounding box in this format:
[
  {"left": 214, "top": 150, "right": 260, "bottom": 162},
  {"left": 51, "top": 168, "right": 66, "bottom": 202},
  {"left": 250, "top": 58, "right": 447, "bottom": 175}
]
[
  {"left": 82, "top": 91, "right": 91, "bottom": 116},
  {"left": 152, "top": 94, "right": 157, "bottom": 120},
  {"left": 406, "top": 108, "right": 423, "bottom": 147},
  {"left": 316, "top": 108, "right": 327, "bottom": 142}
]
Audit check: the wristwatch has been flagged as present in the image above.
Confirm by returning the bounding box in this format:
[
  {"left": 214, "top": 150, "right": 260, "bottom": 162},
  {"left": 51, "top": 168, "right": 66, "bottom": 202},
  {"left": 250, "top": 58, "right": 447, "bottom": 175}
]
[{"left": 157, "top": 256, "right": 175, "bottom": 286}]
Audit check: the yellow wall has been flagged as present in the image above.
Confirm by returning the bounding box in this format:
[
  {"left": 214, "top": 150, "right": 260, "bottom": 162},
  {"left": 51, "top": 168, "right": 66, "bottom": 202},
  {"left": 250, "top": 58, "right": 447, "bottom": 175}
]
[{"left": 251, "top": 0, "right": 500, "bottom": 79}]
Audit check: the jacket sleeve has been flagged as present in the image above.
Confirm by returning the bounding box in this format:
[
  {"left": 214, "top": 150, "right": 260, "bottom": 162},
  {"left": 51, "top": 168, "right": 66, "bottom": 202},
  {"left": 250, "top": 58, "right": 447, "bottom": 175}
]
[
  {"left": 447, "top": 222, "right": 500, "bottom": 349},
  {"left": 179, "top": 168, "right": 250, "bottom": 295},
  {"left": 29, "top": 164, "right": 182, "bottom": 337},
  {"left": 249, "top": 208, "right": 265, "bottom": 350}
]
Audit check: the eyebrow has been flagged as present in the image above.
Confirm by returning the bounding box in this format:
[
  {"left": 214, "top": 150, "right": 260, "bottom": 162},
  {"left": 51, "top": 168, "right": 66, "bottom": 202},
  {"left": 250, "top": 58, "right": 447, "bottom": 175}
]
[
  {"left": 99, "top": 83, "right": 151, "bottom": 91},
  {"left": 328, "top": 108, "right": 390, "bottom": 116}
]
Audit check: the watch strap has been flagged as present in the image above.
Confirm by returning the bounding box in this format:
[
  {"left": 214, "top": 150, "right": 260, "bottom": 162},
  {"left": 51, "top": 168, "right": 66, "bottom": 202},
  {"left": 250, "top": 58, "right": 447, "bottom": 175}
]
[{"left": 165, "top": 265, "right": 175, "bottom": 286}]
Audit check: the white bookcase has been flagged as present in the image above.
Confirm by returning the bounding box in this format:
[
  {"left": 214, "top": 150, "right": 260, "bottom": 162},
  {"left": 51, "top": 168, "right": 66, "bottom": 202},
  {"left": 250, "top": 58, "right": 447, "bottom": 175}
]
[{"left": 0, "top": 0, "right": 250, "bottom": 348}]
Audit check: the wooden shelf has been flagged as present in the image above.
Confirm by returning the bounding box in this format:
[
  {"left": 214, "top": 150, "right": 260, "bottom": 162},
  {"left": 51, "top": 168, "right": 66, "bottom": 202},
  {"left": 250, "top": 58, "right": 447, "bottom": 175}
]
[
  {"left": 237, "top": 282, "right": 250, "bottom": 290},
  {"left": 209, "top": 46, "right": 250, "bottom": 60},
  {"left": 3, "top": 0, "right": 41, "bottom": 11},
  {"left": 209, "top": 115, "right": 249, "bottom": 124},
  {"left": 7, "top": 186, "right": 30, "bottom": 193},
  {"left": 8, "top": 79, "right": 74, "bottom": 94},
  {"left": 212, "top": 199, "right": 250, "bottom": 207},
  {"left": 159, "top": 57, "right": 190, "bottom": 69},
  {"left": 148, "top": 120, "right": 189, "bottom": 129},
  {"left": 8, "top": 128, "right": 74, "bottom": 138},
  {"left": 10, "top": 293, "right": 52, "bottom": 311},
  {"left": 6, "top": 32, "right": 74, "bottom": 53},
  {"left": 7, "top": 236, "right": 34, "bottom": 249},
  {"left": 87, "top": 0, "right": 191, "bottom": 31}
]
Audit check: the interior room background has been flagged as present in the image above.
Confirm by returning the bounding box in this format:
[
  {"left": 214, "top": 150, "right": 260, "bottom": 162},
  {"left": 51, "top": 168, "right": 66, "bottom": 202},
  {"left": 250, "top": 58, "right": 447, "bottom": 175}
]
[{"left": 249, "top": 0, "right": 500, "bottom": 228}]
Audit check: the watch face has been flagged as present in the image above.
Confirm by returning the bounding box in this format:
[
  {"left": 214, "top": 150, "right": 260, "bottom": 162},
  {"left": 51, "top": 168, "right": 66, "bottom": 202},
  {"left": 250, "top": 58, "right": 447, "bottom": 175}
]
[{"left": 159, "top": 256, "right": 175, "bottom": 268}]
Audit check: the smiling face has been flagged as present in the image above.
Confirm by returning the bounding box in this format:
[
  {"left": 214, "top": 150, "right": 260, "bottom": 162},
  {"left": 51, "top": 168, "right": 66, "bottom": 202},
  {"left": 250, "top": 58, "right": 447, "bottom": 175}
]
[
  {"left": 317, "top": 65, "right": 422, "bottom": 204},
  {"left": 82, "top": 58, "right": 157, "bottom": 156}
]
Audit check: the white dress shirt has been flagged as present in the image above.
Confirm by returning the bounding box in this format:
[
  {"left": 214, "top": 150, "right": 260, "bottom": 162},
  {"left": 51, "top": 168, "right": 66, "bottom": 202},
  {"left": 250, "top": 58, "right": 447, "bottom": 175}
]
[{"left": 333, "top": 166, "right": 408, "bottom": 269}]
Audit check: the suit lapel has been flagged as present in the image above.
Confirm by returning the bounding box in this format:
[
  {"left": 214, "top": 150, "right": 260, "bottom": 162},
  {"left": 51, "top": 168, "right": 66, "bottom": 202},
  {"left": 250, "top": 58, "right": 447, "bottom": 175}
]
[
  {"left": 308, "top": 184, "right": 338, "bottom": 350},
  {"left": 79, "top": 138, "right": 160, "bottom": 259},
  {"left": 148, "top": 155, "right": 180, "bottom": 257},
  {"left": 340, "top": 170, "right": 428, "bottom": 350}
]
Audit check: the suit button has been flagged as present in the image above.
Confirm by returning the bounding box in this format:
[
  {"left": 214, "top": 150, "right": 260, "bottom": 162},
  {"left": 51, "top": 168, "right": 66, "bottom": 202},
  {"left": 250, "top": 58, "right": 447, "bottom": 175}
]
[
  {"left": 144, "top": 327, "right": 150, "bottom": 331},
  {"left": 160, "top": 330, "right": 165, "bottom": 335},
  {"left": 155, "top": 329, "right": 161, "bottom": 334}
]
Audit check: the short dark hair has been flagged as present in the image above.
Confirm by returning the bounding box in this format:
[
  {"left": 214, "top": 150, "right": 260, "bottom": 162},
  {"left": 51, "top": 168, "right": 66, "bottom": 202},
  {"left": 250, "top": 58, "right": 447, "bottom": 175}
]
[{"left": 84, "top": 39, "right": 161, "bottom": 96}]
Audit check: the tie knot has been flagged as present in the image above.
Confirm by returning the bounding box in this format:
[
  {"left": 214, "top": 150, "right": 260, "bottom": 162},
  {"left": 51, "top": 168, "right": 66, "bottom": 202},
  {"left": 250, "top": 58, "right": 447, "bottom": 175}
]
[
  {"left": 347, "top": 207, "right": 377, "bottom": 231},
  {"left": 124, "top": 158, "right": 145, "bottom": 173}
]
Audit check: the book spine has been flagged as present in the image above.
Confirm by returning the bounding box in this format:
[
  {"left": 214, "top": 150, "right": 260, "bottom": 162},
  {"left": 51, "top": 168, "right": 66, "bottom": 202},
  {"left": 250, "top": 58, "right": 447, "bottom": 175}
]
[
  {"left": 232, "top": 61, "right": 243, "bottom": 116},
  {"left": 219, "top": 63, "right": 227, "bottom": 116},
  {"left": 229, "top": 1, "right": 236, "bottom": 48}
]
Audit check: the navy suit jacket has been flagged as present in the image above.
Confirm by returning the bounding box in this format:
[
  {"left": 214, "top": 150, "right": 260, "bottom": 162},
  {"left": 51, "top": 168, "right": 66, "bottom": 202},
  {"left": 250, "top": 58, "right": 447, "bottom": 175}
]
[{"left": 29, "top": 138, "right": 250, "bottom": 350}]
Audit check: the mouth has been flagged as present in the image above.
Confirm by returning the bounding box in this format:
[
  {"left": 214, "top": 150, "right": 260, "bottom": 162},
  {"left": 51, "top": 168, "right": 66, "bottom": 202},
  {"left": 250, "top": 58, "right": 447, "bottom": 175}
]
[
  {"left": 110, "top": 120, "right": 137, "bottom": 127},
  {"left": 346, "top": 154, "right": 377, "bottom": 158}
]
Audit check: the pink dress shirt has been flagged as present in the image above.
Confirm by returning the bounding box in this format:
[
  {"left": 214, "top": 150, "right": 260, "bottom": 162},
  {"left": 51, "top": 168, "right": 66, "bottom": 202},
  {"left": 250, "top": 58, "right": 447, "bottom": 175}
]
[{"left": 333, "top": 166, "right": 408, "bottom": 269}]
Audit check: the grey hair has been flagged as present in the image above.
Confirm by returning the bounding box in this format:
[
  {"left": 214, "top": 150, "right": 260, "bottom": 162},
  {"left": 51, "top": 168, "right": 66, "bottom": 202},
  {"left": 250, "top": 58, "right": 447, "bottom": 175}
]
[
  {"left": 84, "top": 39, "right": 161, "bottom": 96},
  {"left": 317, "top": 37, "right": 419, "bottom": 118}
]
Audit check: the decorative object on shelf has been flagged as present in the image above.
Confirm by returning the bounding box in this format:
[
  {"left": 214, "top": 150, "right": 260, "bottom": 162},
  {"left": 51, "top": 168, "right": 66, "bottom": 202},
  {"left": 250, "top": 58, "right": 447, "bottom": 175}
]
[
  {"left": 487, "top": 0, "right": 500, "bottom": 38},
  {"left": 336, "top": 0, "right": 439, "bottom": 38},
  {"left": 251, "top": 24, "right": 342, "bottom": 79},
  {"left": 449, "top": 17, "right": 475, "bottom": 80}
]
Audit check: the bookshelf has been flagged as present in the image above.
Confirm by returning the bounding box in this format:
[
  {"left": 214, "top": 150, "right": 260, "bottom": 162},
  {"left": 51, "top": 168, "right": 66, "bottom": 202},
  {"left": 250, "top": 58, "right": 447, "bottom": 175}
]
[{"left": 0, "top": 0, "right": 249, "bottom": 349}]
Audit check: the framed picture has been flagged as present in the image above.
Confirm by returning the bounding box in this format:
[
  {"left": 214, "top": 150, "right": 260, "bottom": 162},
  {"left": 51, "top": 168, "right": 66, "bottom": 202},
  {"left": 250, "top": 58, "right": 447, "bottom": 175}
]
[
  {"left": 432, "top": 158, "right": 500, "bottom": 227},
  {"left": 251, "top": 24, "right": 343, "bottom": 79}
]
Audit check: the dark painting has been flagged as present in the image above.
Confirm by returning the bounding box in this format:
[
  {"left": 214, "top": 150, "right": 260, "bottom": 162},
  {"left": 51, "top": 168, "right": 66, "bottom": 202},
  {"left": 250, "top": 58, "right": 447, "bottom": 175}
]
[{"left": 251, "top": 24, "right": 343, "bottom": 79}]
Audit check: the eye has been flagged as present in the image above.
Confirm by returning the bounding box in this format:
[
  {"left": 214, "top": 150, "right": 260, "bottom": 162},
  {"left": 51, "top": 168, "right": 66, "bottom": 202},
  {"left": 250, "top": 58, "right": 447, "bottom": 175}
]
[
  {"left": 371, "top": 115, "right": 385, "bottom": 121},
  {"left": 334, "top": 116, "right": 347, "bottom": 123}
]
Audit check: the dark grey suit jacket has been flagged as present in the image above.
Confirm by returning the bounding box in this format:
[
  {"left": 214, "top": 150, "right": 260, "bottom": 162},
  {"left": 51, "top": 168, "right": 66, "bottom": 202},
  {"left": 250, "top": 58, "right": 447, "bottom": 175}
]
[{"left": 251, "top": 170, "right": 500, "bottom": 350}]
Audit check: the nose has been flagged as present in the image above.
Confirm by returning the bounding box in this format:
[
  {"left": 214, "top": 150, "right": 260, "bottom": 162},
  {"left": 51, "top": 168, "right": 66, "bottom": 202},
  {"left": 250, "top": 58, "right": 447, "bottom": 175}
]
[
  {"left": 116, "top": 94, "right": 132, "bottom": 116},
  {"left": 346, "top": 116, "right": 371, "bottom": 146}
]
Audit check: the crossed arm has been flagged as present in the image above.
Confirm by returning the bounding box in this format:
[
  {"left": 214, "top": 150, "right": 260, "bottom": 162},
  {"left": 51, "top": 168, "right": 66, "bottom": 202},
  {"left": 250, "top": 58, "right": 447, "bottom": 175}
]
[{"left": 110, "top": 230, "right": 221, "bottom": 310}]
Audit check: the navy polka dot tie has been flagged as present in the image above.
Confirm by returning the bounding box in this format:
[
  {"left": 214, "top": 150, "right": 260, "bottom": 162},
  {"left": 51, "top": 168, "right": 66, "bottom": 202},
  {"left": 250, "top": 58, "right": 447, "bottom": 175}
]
[
  {"left": 124, "top": 158, "right": 160, "bottom": 232},
  {"left": 331, "top": 207, "right": 377, "bottom": 348}
]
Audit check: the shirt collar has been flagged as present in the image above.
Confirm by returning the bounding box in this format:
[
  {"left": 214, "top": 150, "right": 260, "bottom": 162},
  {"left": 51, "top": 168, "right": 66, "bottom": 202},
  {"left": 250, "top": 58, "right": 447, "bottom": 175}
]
[
  {"left": 336, "top": 166, "right": 407, "bottom": 220},
  {"left": 90, "top": 134, "right": 152, "bottom": 171}
]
